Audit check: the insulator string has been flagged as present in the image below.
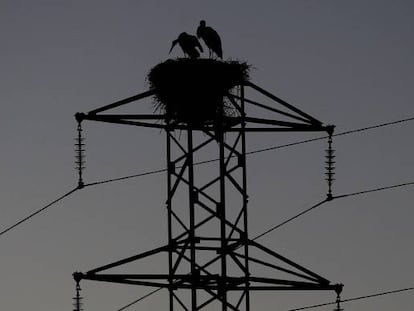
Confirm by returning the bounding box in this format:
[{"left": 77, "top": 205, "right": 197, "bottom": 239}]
[
  {"left": 333, "top": 284, "right": 344, "bottom": 311},
  {"left": 73, "top": 280, "right": 83, "bottom": 311},
  {"left": 75, "top": 121, "right": 86, "bottom": 188},
  {"left": 325, "top": 128, "right": 335, "bottom": 200},
  {"left": 334, "top": 293, "right": 343, "bottom": 311}
]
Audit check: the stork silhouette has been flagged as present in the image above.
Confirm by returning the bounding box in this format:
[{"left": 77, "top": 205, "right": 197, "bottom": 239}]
[
  {"left": 197, "top": 20, "right": 222, "bottom": 59},
  {"left": 169, "top": 32, "right": 203, "bottom": 59}
]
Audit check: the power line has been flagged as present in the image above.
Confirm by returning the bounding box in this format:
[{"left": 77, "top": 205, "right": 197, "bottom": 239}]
[
  {"left": 8, "top": 118, "right": 412, "bottom": 240},
  {"left": 117, "top": 282, "right": 414, "bottom": 311},
  {"left": 0, "top": 186, "right": 79, "bottom": 238},
  {"left": 333, "top": 181, "right": 414, "bottom": 199},
  {"left": 252, "top": 180, "right": 414, "bottom": 240},
  {"left": 334, "top": 116, "right": 414, "bottom": 138},
  {"left": 2, "top": 116, "right": 412, "bottom": 308},
  {"left": 117, "top": 288, "right": 161, "bottom": 311},
  {"left": 84, "top": 116, "right": 414, "bottom": 187},
  {"left": 4, "top": 116, "right": 410, "bottom": 238},
  {"left": 286, "top": 285, "right": 414, "bottom": 311},
  {"left": 252, "top": 199, "right": 328, "bottom": 241},
  {"left": 4, "top": 117, "right": 411, "bottom": 235},
  {"left": 101, "top": 116, "right": 414, "bottom": 310},
  {"left": 84, "top": 168, "right": 167, "bottom": 187},
  {"left": 247, "top": 116, "right": 414, "bottom": 155},
  {"left": 113, "top": 179, "right": 414, "bottom": 310},
  {"left": 3, "top": 168, "right": 411, "bottom": 309}
]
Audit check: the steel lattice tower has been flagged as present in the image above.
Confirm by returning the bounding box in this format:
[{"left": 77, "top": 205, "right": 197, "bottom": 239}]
[{"left": 73, "top": 78, "right": 342, "bottom": 311}]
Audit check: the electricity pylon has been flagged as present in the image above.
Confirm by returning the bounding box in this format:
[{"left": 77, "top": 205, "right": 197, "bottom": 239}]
[{"left": 73, "top": 79, "right": 342, "bottom": 311}]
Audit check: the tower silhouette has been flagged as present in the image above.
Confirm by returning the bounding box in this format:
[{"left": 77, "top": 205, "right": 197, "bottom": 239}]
[{"left": 73, "top": 59, "right": 342, "bottom": 310}]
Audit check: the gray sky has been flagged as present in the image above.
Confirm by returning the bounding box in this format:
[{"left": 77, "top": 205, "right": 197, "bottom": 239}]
[{"left": 1, "top": 1, "right": 414, "bottom": 310}]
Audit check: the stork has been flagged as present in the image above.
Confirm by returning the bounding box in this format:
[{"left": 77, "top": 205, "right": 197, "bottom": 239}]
[
  {"left": 169, "top": 32, "right": 203, "bottom": 59},
  {"left": 196, "top": 20, "right": 222, "bottom": 59}
]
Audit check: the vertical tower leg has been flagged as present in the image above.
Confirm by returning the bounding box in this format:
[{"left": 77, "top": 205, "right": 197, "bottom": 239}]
[
  {"left": 187, "top": 128, "right": 197, "bottom": 311},
  {"left": 218, "top": 127, "right": 227, "bottom": 311},
  {"left": 240, "top": 85, "right": 250, "bottom": 311},
  {"left": 166, "top": 126, "right": 174, "bottom": 311}
]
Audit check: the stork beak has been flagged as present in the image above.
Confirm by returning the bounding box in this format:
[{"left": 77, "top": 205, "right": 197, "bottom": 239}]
[{"left": 169, "top": 40, "right": 177, "bottom": 54}]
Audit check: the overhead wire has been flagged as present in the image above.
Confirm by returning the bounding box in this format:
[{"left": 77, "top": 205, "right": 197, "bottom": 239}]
[
  {"left": 112, "top": 179, "right": 414, "bottom": 311},
  {"left": 117, "top": 288, "right": 162, "bottom": 311},
  {"left": 92, "top": 116, "right": 414, "bottom": 311},
  {"left": 333, "top": 181, "right": 414, "bottom": 199},
  {"left": 82, "top": 116, "right": 414, "bottom": 246},
  {"left": 2, "top": 116, "right": 412, "bottom": 307},
  {"left": 84, "top": 168, "right": 167, "bottom": 187},
  {"left": 286, "top": 285, "right": 414, "bottom": 311},
  {"left": 84, "top": 116, "right": 414, "bottom": 187},
  {"left": 0, "top": 186, "right": 79, "bottom": 237},
  {"left": 1, "top": 116, "right": 413, "bottom": 310},
  {"left": 252, "top": 199, "right": 328, "bottom": 241},
  {"left": 117, "top": 281, "right": 414, "bottom": 311},
  {"left": 81, "top": 116, "right": 414, "bottom": 309},
  {"left": 252, "top": 180, "right": 414, "bottom": 240}
]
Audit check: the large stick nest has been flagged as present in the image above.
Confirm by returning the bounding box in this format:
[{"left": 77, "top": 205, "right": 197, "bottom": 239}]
[{"left": 147, "top": 58, "right": 250, "bottom": 126}]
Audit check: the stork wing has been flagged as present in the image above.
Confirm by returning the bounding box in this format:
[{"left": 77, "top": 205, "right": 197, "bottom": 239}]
[{"left": 193, "top": 37, "right": 203, "bottom": 52}]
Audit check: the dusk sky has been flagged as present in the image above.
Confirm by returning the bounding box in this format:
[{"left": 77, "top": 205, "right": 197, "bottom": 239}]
[{"left": 1, "top": 1, "right": 414, "bottom": 310}]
